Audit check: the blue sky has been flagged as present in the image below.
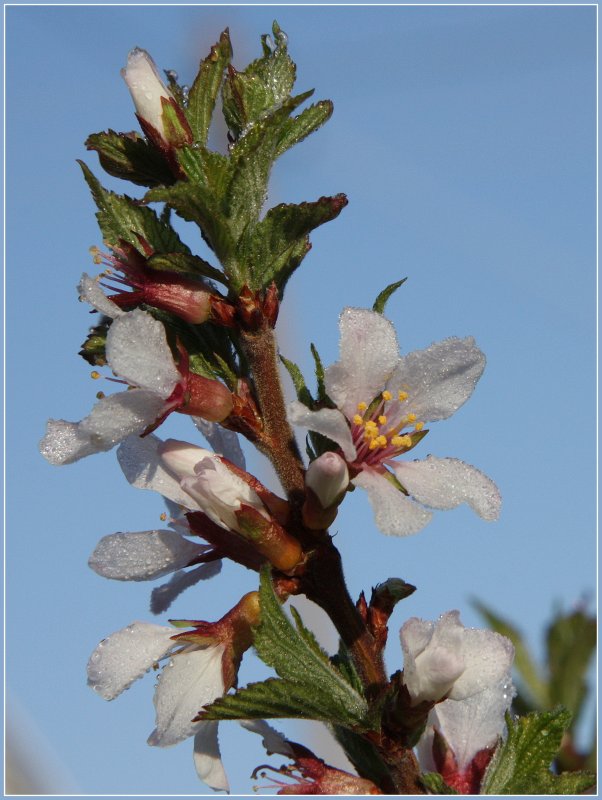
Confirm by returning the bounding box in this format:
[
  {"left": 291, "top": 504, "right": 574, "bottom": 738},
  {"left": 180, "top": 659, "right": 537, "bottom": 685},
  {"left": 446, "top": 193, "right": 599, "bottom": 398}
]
[{"left": 5, "top": 4, "right": 596, "bottom": 795}]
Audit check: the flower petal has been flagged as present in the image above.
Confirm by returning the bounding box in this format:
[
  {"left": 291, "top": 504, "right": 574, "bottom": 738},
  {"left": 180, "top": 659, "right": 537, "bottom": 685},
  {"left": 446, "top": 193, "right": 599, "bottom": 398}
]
[
  {"left": 117, "top": 434, "right": 202, "bottom": 511},
  {"left": 88, "top": 530, "right": 208, "bottom": 581},
  {"left": 386, "top": 337, "right": 485, "bottom": 422},
  {"left": 122, "top": 48, "right": 173, "bottom": 136},
  {"left": 78, "top": 273, "right": 124, "bottom": 318},
  {"left": 450, "top": 629, "right": 515, "bottom": 700},
  {"left": 391, "top": 456, "right": 501, "bottom": 520},
  {"left": 193, "top": 417, "right": 246, "bottom": 470},
  {"left": 106, "top": 309, "right": 180, "bottom": 397},
  {"left": 40, "top": 389, "right": 166, "bottom": 466},
  {"left": 193, "top": 722, "right": 229, "bottom": 792},
  {"left": 431, "top": 677, "right": 516, "bottom": 769},
  {"left": 240, "top": 719, "right": 294, "bottom": 757},
  {"left": 148, "top": 644, "right": 226, "bottom": 747},
  {"left": 324, "top": 308, "right": 400, "bottom": 418},
  {"left": 352, "top": 468, "right": 432, "bottom": 536},
  {"left": 150, "top": 562, "right": 223, "bottom": 615},
  {"left": 288, "top": 401, "right": 356, "bottom": 461},
  {"left": 87, "top": 622, "right": 175, "bottom": 701},
  {"left": 40, "top": 419, "right": 103, "bottom": 465}
]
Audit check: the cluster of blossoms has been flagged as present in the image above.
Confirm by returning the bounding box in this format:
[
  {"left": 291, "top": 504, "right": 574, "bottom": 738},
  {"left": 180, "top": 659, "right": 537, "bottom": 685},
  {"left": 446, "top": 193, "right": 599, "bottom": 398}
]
[{"left": 41, "top": 33, "right": 521, "bottom": 796}]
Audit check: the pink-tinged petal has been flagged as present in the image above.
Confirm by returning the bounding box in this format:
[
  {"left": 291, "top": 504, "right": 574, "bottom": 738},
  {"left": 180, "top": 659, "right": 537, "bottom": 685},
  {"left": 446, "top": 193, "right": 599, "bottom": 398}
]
[
  {"left": 193, "top": 417, "right": 246, "bottom": 470},
  {"left": 431, "top": 677, "right": 516, "bottom": 770},
  {"left": 117, "top": 434, "right": 202, "bottom": 511},
  {"left": 150, "top": 562, "right": 223, "bottom": 615},
  {"left": 306, "top": 451, "right": 349, "bottom": 508},
  {"left": 324, "top": 308, "right": 400, "bottom": 418},
  {"left": 387, "top": 337, "right": 485, "bottom": 422},
  {"left": 40, "top": 389, "right": 166, "bottom": 466},
  {"left": 391, "top": 456, "right": 501, "bottom": 521},
  {"left": 288, "top": 401, "right": 356, "bottom": 461},
  {"left": 88, "top": 530, "right": 209, "bottom": 582},
  {"left": 450, "top": 629, "right": 514, "bottom": 700},
  {"left": 193, "top": 722, "right": 229, "bottom": 792},
  {"left": 352, "top": 469, "right": 432, "bottom": 536},
  {"left": 240, "top": 720, "right": 294, "bottom": 757},
  {"left": 148, "top": 644, "right": 226, "bottom": 747},
  {"left": 78, "top": 273, "right": 124, "bottom": 318},
  {"left": 87, "top": 621, "right": 175, "bottom": 701},
  {"left": 106, "top": 309, "right": 180, "bottom": 398}
]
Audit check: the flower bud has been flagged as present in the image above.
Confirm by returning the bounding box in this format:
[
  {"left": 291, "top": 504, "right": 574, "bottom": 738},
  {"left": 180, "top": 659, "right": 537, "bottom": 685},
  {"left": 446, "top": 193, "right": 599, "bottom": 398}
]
[
  {"left": 306, "top": 452, "right": 349, "bottom": 508},
  {"left": 302, "top": 451, "right": 349, "bottom": 530},
  {"left": 180, "top": 374, "right": 234, "bottom": 423},
  {"left": 121, "top": 48, "right": 192, "bottom": 149},
  {"left": 139, "top": 275, "right": 213, "bottom": 324},
  {"left": 121, "top": 48, "right": 174, "bottom": 140}
]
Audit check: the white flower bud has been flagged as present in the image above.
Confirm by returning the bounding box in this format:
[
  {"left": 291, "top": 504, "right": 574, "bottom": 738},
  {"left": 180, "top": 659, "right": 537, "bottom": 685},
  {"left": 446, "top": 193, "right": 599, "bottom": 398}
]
[
  {"left": 400, "top": 611, "right": 514, "bottom": 707},
  {"left": 159, "top": 439, "right": 214, "bottom": 479},
  {"left": 121, "top": 48, "right": 174, "bottom": 138},
  {"left": 305, "top": 451, "right": 349, "bottom": 508}
]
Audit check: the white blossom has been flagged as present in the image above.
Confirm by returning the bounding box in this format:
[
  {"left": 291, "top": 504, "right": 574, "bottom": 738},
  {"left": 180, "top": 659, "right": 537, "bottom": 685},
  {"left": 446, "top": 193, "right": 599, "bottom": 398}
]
[
  {"left": 87, "top": 621, "right": 229, "bottom": 791},
  {"left": 121, "top": 48, "right": 174, "bottom": 140},
  {"left": 289, "top": 308, "right": 501, "bottom": 536},
  {"left": 40, "top": 310, "right": 182, "bottom": 465}
]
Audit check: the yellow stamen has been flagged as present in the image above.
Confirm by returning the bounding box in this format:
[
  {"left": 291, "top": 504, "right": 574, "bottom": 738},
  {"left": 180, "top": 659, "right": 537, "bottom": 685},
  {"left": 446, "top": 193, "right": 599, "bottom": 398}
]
[
  {"left": 391, "top": 434, "right": 412, "bottom": 448},
  {"left": 160, "top": 512, "right": 167, "bottom": 521},
  {"left": 95, "top": 391, "right": 105, "bottom": 400},
  {"left": 364, "top": 420, "right": 378, "bottom": 431},
  {"left": 364, "top": 427, "right": 379, "bottom": 441},
  {"left": 90, "top": 371, "right": 101, "bottom": 379},
  {"left": 382, "top": 390, "right": 392, "bottom": 401},
  {"left": 378, "top": 415, "right": 387, "bottom": 425},
  {"left": 357, "top": 401, "right": 368, "bottom": 412},
  {"left": 398, "top": 390, "right": 409, "bottom": 401},
  {"left": 353, "top": 414, "right": 364, "bottom": 425},
  {"left": 406, "top": 413, "right": 417, "bottom": 423},
  {"left": 376, "top": 435, "right": 387, "bottom": 447},
  {"left": 414, "top": 421, "right": 424, "bottom": 431}
]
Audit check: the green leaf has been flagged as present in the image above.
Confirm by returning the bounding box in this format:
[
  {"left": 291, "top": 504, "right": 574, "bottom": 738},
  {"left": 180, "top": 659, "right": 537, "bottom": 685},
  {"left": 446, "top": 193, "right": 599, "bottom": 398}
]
[
  {"left": 373, "top": 278, "right": 407, "bottom": 314},
  {"left": 243, "top": 193, "right": 348, "bottom": 291},
  {"left": 333, "top": 725, "right": 394, "bottom": 789},
  {"left": 80, "top": 162, "right": 191, "bottom": 255},
  {"left": 472, "top": 600, "right": 548, "bottom": 709},
  {"left": 482, "top": 709, "right": 596, "bottom": 794},
  {"left": 254, "top": 567, "right": 373, "bottom": 730},
  {"left": 420, "top": 773, "right": 458, "bottom": 794},
  {"left": 222, "top": 21, "right": 296, "bottom": 139},
  {"left": 310, "top": 343, "right": 328, "bottom": 403},
  {"left": 85, "top": 130, "right": 174, "bottom": 187},
  {"left": 279, "top": 354, "right": 313, "bottom": 407},
  {"left": 546, "top": 609, "right": 596, "bottom": 727},
  {"left": 202, "top": 676, "right": 351, "bottom": 723},
  {"left": 275, "top": 100, "right": 333, "bottom": 159},
  {"left": 146, "top": 252, "right": 227, "bottom": 285},
  {"left": 186, "top": 29, "right": 232, "bottom": 145}
]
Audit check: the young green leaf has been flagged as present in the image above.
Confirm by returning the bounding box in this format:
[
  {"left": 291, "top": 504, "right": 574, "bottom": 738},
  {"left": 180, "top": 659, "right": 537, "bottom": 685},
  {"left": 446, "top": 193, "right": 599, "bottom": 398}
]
[
  {"left": 80, "top": 162, "right": 190, "bottom": 255},
  {"left": 146, "top": 252, "right": 227, "bottom": 285},
  {"left": 420, "top": 773, "right": 459, "bottom": 794},
  {"left": 254, "top": 567, "right": 373, "bottom": 730},
  {"left": 373, "top": 278, "right": 407, "bottom": 314},
  {"left": 279, "top": 354, "right": 314, "bottom": 407},
  {"left": 86, "top": 130, "right": 174, "bottom": 187},
  {"left": 275, "top": 100, "right": 334, "bottom": 159},
  {"left": 186, "top": 29, "right": 232, "bottom": 145},
  {"left": 310, "top": 343, "right": 328, "bottom": 403},
  {"left": 482, "top": 709, "right": 596, "bottom": 795},
  {"left": 546, "top": 609, "right": 596, "bottom": 727}
]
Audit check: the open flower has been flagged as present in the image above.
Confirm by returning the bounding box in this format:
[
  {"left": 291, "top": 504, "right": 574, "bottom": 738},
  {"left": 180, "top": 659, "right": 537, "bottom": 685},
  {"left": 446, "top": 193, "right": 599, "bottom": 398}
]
[
  {"left": 400, "top": 611, "right": 514, "bottom": 707},
  {"left": 289, "top": 308, "right": 501, "bottom": 536},
  {"left": 40, "top": 308, "right": 233, "bottom": 465},
  {"left": 87, "top": 620, "right": 229, "bottom": 790}
]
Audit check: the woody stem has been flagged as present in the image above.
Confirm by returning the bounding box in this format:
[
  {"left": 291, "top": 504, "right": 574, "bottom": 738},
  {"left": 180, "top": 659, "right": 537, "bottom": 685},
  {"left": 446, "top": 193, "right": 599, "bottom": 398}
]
[{"left": 240, "top": 326, "right": 306, "bottom": 499}]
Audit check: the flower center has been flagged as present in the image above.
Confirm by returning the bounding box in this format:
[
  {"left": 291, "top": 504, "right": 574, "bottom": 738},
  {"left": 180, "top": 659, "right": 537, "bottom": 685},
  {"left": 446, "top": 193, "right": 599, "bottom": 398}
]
[{"left": 350, "top": 390, "right": 426, "bottom": 467}]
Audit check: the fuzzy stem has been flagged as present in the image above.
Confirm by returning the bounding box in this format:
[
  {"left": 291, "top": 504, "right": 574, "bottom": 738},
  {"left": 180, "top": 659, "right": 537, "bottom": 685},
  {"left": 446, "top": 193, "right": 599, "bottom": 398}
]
[{"left": 240, "top": 326, "right": 305, "bottom": 498}]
